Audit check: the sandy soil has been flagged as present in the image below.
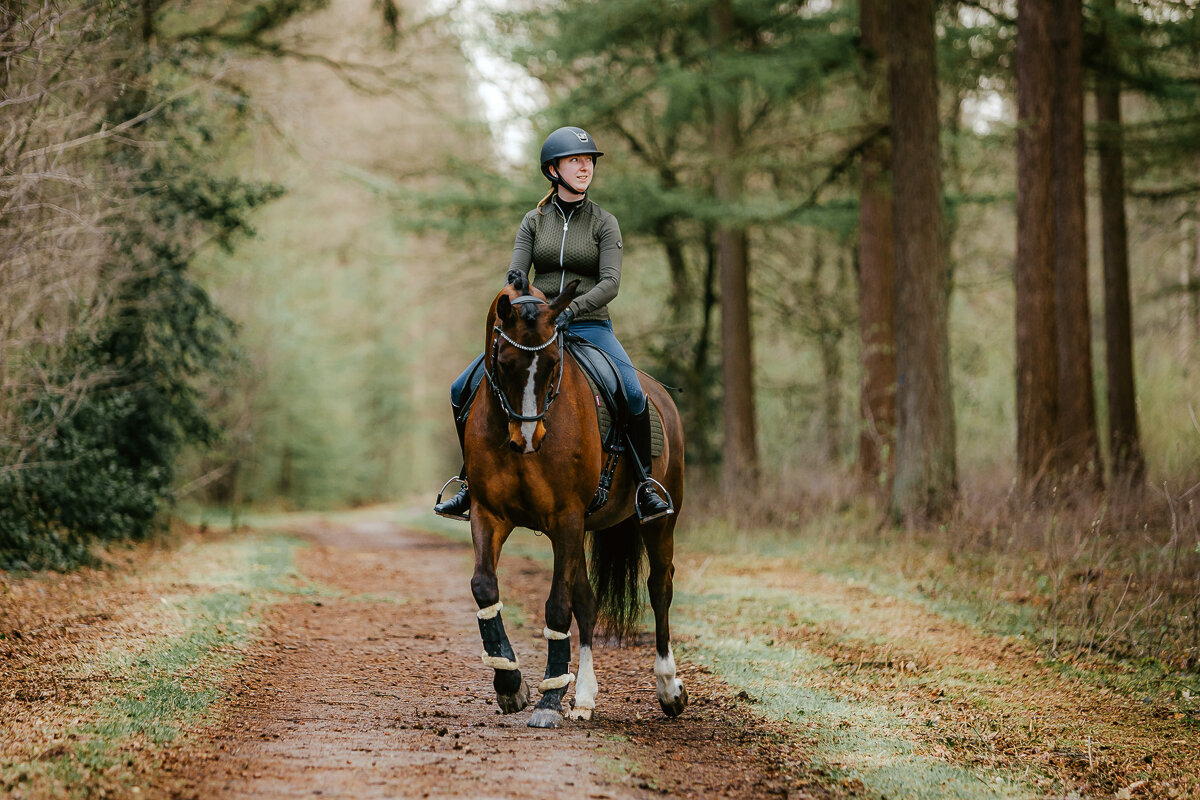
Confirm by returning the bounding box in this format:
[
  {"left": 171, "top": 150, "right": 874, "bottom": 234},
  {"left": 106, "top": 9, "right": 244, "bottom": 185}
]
[{"left": 165, "top": 520, "right": 840, "bottom": 799}]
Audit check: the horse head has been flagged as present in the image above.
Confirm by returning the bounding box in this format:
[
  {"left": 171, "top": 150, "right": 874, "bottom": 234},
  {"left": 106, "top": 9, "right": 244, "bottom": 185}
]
[{"left": 487, "top": 278, "right": 581, "bottom": 453}]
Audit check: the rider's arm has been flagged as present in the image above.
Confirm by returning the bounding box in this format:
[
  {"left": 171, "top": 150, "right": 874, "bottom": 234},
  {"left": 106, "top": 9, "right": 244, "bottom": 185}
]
[
  {"left": 507, "top": 210, "right": 537, "bottom": 279},
  {"left": 568, "top": 212, "right": 622, "bottom": 317}
]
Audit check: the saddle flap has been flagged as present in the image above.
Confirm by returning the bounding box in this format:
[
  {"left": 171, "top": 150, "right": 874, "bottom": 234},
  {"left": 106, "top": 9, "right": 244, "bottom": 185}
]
[
  {"left": 565, "top": 338, "right": 624, "bottom": 416},
  {"left": 571, "top": 344, "right": 664, "bottom": 459}
]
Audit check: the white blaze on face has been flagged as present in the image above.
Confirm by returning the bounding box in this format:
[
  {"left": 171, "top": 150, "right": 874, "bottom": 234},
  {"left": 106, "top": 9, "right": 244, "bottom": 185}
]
[
  {"left": 574, "top": 645, "right": 598, "bottom": 710},
  {"left": 520, "top": 354, "right": 539, "bottom": 452},
  {"left": 654, "top": 647, "right": 683, "bottom": 704}
]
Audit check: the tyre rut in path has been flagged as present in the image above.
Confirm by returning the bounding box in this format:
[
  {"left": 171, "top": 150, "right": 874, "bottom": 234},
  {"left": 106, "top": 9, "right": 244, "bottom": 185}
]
[{"left": 171, "top": 520, "right": 836, "bottom": 799}]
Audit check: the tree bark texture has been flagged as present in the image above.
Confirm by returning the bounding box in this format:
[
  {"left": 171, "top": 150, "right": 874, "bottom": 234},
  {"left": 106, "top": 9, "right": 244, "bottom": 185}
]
[
  {"left": 857, "top": 0, "right": 897, "bottom": 491},
  {"left": 689, "top": 229, "right": 720, "bottom": 471},
  {"left": 886, "top": 0, "right": 957, "bottom": 519},
  {"left": 1016, "top": 0, "right": 1060, "bottom": 488},
  {"left": 809, "top": 245, "right": 847, "bottom": 463},
  {"left": 712, "top": 0, "right": 759, "bottom": 494},
  {"left": 1052, "top": 0, "right": 1102, "bottom": 484},
  {"left": 1095, "top": 50, "right": 1144, "bottom": 479}
]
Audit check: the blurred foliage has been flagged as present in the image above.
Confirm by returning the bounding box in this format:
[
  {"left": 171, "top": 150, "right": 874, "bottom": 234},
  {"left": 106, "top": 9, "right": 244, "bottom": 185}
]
[
  {"left": 0, "top": 0, "right": 302, "bottom": 569},
  {"left": 180, "top": 0, "right": 479, "bottom": 510}
]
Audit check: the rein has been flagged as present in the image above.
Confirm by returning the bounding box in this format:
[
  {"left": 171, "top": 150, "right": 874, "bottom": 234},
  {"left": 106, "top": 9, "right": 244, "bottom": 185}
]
[{"left": 483, "top": 296, "right": 566, "bottom": 425}]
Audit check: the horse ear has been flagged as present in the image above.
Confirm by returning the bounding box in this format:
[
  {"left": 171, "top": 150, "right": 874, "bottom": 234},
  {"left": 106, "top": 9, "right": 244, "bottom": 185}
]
[
  {"left": 551, "top": 280, "right": 582, "bottom": 314},
  {"left": 496, "top": 294, "right": 513, "bottom": 323}
]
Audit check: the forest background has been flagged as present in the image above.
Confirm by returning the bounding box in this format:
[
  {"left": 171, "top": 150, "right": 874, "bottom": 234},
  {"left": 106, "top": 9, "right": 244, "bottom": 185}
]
[{"left": 1, "top": 0, "right": 1199, "bottom": 674}]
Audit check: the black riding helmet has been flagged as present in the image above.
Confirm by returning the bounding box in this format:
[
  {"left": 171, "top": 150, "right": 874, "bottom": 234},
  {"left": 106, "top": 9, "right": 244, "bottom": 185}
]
[{"left": 540, "top": 126, "right": 603, "bottom": 194}]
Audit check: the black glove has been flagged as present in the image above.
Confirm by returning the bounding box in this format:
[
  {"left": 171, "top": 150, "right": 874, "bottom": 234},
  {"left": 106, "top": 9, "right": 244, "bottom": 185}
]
[
  {"left": 555, "top": 307, "right": 574, "bottom": 333},
  {"left": 505, "top": 268, "right": 525, "bottom": 287}
]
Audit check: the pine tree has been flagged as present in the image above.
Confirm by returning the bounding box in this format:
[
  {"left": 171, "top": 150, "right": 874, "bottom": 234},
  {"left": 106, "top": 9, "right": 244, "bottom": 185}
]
[
  {"left": 1015, "top": 0, "right": 1059, "bottom": 489},
  {"left": 1092, "top": 0, "right": 1144, "bottom": 480},
  {"left": 1053, "top": 0, "right": 1101, "bottom": 485},
  {"left": 888, "top": 0, "right": 957, "bottom": 518},
  {"left": 857, "top": 0, "right": 897, "bottom": 492}
]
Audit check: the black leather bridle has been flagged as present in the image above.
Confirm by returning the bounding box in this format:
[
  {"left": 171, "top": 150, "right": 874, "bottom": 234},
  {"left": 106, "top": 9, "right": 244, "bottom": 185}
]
[{"left": 483, "top": 296, "right": 566, "bottom": 424}]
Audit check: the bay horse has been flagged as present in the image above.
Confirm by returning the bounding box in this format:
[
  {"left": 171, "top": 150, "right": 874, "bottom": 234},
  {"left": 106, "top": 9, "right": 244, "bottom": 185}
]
[{"left": 463, "top": 276, "right": 687, "bottom": 728}]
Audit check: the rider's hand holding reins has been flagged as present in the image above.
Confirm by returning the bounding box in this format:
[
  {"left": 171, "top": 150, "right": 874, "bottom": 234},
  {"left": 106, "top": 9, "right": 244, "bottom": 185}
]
[{"left": 555, "top": 307, "right": 574, "bottom": 333}]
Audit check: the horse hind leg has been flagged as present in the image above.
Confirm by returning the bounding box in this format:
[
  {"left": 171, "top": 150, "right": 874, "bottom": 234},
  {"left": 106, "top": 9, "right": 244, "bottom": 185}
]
[
  {"left": 643, "top": 515, "right": 687, "bottom": 718},
  {"left": 568, "top": 559, "right": 598, "bottom": 721}
]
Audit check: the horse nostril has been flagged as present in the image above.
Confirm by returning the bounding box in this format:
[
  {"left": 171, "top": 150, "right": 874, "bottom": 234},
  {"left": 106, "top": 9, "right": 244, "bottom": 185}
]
[{"left": 508, "top": 439, "right": 524, "bottom": 453}]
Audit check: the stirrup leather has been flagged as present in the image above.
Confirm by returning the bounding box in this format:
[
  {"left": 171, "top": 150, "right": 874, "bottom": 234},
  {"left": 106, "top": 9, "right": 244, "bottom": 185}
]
[
  {"left": 434, "top": 476, "right": 471, "bottom": 521},
  {"left": 635, "top": 477, "right": 674, "bottom": 523}
]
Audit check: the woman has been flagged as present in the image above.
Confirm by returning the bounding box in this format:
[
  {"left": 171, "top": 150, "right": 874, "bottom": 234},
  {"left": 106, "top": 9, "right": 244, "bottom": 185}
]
[{"left": 435, "top": 125, "right": 672, "bottom": 524}]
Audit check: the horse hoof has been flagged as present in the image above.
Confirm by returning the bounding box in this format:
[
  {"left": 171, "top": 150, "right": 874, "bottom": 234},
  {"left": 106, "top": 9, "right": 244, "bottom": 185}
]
[
  {"left": 567, "top": 706, "right": 593, "bottom": 721},
  {"left": 527, "top": 708, "right": 563, "bottom": 728},
  {"left": 496, "top": 681, "right": 530, "bottom": 714},
  {"left": 658, "top": 684, "right": 688, "bottom": 718}
]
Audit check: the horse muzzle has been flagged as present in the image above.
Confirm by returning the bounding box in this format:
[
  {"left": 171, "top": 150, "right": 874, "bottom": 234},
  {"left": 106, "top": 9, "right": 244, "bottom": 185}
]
[{"left": 507, "top": 420, "right": 547, "bottom": 454}]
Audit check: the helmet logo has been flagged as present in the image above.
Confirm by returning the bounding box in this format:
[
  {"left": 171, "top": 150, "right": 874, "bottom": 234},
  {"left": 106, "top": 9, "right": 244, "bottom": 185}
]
[{"left": 574, "top": 131, "right": 589, "bottom": 142}]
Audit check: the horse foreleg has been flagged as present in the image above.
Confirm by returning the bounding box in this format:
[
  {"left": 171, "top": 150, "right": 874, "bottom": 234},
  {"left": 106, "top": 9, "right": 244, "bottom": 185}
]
[
  {"left": 644, "top": 518, "right": 687, "bottom": 718},
  {"left": 470, "top": 511, "right": 528, "bottom": 713},
  {"left": 528, "top": 531, "right": 582, "bottom": 729},
  {"left": 568, "top": 559, "right": 598, "bottom": 720}
]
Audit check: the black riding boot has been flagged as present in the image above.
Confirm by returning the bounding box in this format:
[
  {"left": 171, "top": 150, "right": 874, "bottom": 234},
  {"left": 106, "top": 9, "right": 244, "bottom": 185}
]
[
  {"left": 628, "top": 406, "right": 673, "bottom": 523},
  {"left": 434, "top": 406, "right": 471, "bottom": 521}
]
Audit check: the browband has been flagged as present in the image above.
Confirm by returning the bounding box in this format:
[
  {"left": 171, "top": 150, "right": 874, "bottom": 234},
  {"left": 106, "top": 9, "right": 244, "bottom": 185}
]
[{"left": 510, "top": 295, "right": 546, "bottom": 306}]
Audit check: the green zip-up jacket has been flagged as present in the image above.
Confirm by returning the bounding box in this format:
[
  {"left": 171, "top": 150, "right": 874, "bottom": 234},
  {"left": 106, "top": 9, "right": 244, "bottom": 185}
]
[{"left": 507, "top": 196, "right": 622, "bottom": 322}]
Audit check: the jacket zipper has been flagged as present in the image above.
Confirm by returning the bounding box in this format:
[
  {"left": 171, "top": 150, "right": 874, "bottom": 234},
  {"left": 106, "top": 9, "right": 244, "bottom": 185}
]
[{"left": 556, "top": 200, "right": 575, "bottom": 294}]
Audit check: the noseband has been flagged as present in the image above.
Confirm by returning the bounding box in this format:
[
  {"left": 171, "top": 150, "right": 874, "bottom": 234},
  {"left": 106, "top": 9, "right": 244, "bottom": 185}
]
[{"left": 484, "top": 296, "right": 566, "bottom": 424}]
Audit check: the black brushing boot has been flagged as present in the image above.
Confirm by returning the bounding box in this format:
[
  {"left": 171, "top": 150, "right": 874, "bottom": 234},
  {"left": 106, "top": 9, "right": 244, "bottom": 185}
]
[
  {"left": 628, "top": 405, "right": 673, "bottom": 523},
  {"left": 434, "top": 405, "right": 471, "bottom": 521}
]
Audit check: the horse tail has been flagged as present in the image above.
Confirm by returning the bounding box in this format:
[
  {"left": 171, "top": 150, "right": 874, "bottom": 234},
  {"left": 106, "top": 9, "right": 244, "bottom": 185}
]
[{"left": 587, "top": 519, "right": 645, "bottom": 642}]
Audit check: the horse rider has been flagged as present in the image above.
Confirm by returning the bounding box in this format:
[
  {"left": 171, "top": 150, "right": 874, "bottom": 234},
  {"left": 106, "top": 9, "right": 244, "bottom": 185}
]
[{"left": 435, "top": 125, "right": 673, "bottom": 524}]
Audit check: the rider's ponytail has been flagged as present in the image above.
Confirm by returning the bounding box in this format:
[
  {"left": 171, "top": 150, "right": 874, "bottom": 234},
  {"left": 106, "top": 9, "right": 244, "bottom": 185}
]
[{"left": 536, "top": 185, "right": 555, "bottom": 209}]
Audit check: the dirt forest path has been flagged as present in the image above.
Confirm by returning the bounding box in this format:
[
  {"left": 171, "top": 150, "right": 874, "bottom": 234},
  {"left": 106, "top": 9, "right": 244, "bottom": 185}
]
[{"left": 171, "top": 519, "right": 834, "bottom": 800}]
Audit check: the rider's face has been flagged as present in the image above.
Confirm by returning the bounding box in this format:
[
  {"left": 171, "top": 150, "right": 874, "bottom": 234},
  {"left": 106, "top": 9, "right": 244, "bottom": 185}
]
[{"left": 551, "top": 154, "right": 594, "bottom": 195}]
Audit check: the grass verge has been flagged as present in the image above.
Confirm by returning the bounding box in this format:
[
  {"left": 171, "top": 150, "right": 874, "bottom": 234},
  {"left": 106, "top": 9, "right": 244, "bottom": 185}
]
[
  {"left": 401, "top": 501, "right": 1200, "bottom": 798},
  {"left": 0, "top": 532, "right": 314, "bottom": 799}
]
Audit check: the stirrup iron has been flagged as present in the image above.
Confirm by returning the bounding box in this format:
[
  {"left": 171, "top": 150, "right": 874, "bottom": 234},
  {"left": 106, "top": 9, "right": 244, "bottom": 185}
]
[
  {"left": 435, "top": 476, "right": 470, "bottom": 521},
  {"left": 635, "top": 477, "right": 674, "bottom": 523}
]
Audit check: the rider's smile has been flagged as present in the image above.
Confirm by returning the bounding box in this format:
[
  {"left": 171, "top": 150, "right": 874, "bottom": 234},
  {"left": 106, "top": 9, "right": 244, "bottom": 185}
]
[{"left": 550, "top": 154, "right": 593, "bottom": 197}]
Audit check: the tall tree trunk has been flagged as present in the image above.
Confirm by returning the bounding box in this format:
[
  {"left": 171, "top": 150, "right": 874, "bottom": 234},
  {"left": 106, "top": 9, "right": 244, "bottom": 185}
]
[
  {"left": 141, "top": 0, "right": 157, "bottom": 42},
  {"left": 656, "top": 218, "right": 691, "bottom": 322},
  {"left": 717, "top": 223, "right": 756, "bottom": 493},
  {"left": 1016, "top": 0, "right": 1060, "bottom": 488},
  {"left": 690, "top": 227, "right": 720, "bottom": 472},
  {"left": 1095, "top": 6, "right": 1144, "bottom": 480},
  {"left": 857, "top": 0, "right": 897, "bottom": 491},
  {"left": 1052, "top": 0, "right": 1102, "bottom": 485},
  {"left": 712, "top": 0, "right": 758, "bottom": 494},
  {"left": 810, "top": 244, "right": 846, "bottom": 463},
  {"left": 1192, "top": 185, "right": 1200, "bottom": 349},
  {"left": 887, "top": 0, "right": 956, "bottom": 519}
]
